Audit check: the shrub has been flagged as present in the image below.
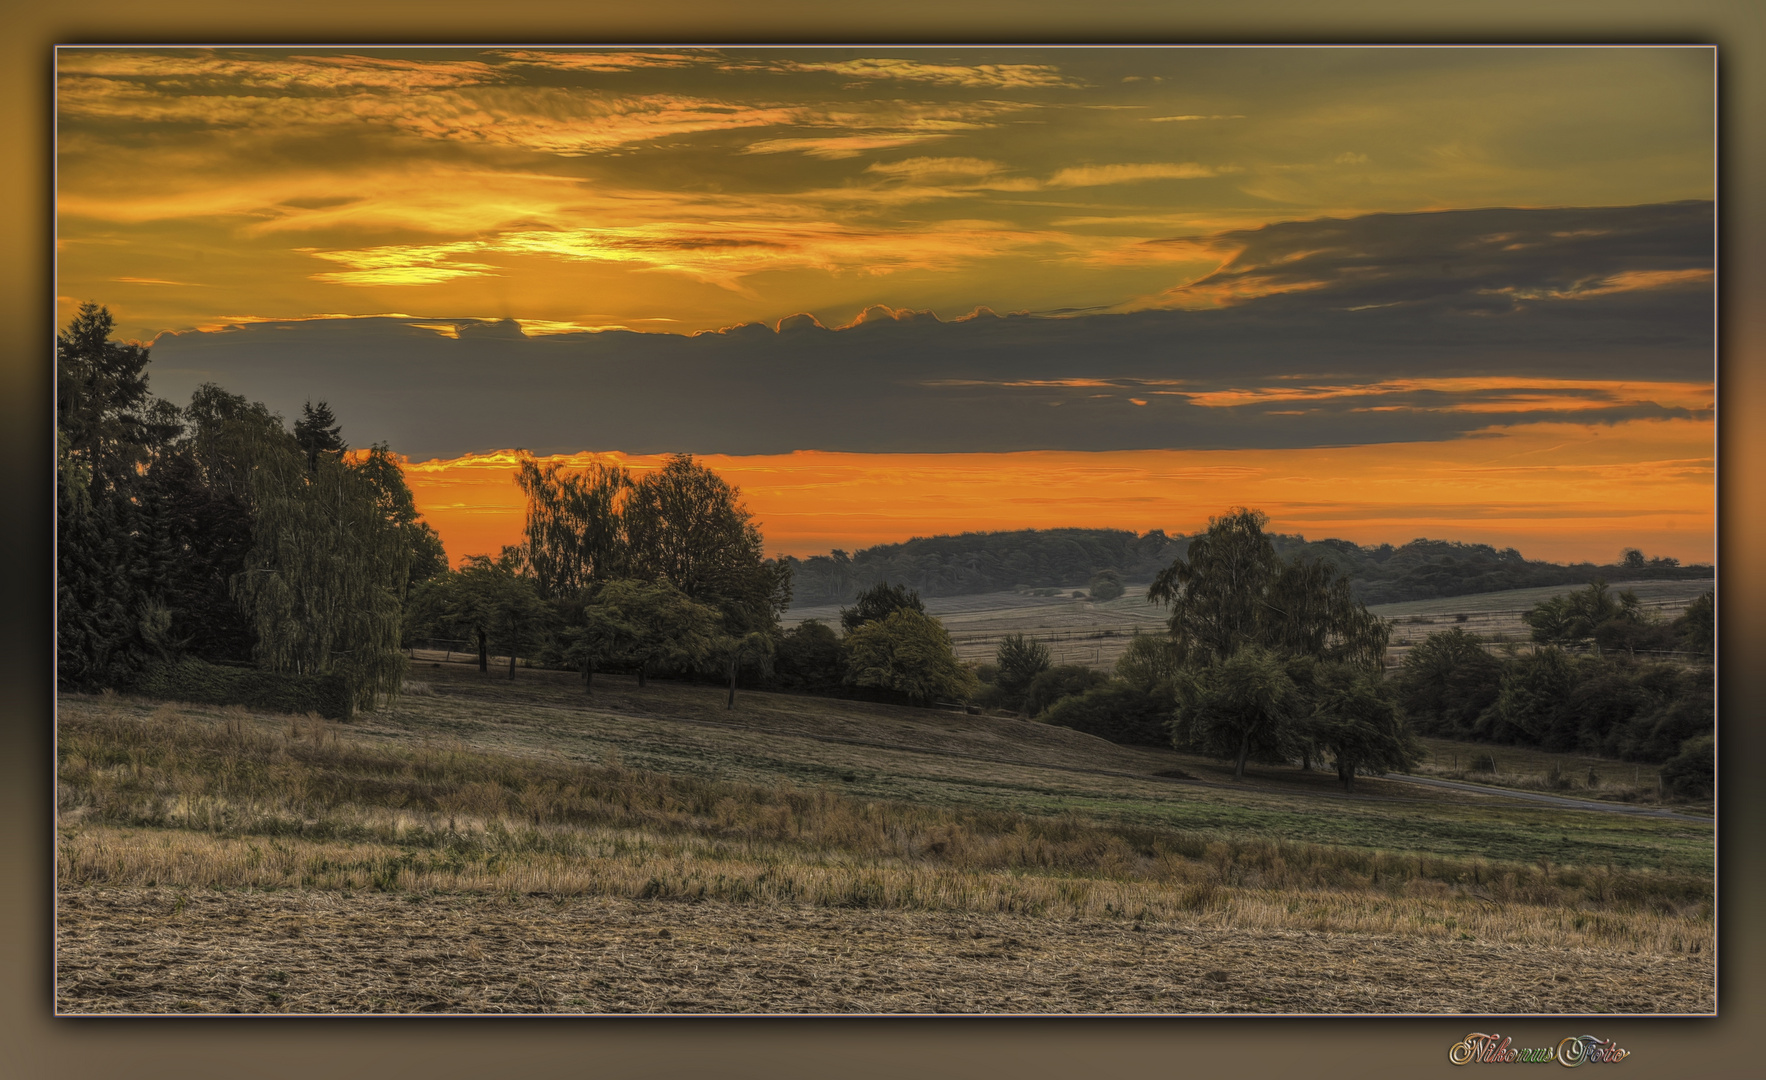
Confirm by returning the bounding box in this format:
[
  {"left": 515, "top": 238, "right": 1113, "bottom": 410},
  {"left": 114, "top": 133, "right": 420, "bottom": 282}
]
[
  {"left": 1088, "top": 569, "right": 1125, "bottom": 602},
  {"left": 136, "top": 657, "right": 353, "bottom": 720},
  {"left": 1659, "top": 735, "right": 1713, "bottom": 800},
  {"left": 1026, "top": 664, "right": 1109, "bottom": 716},
  {"left": 1041, "top": 683, "right": 1174, "bottom": 746},
  {"left": 842, "top": 609, "right": 976, "bottom": 706},
  {"left": 773, "top": 619, "right": 844, "bottom": 691}
]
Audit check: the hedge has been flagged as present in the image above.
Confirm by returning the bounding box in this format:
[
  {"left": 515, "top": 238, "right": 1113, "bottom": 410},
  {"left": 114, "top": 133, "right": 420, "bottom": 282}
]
[{"left": 135, "top": 658, "right": 354, "bottom": 720}]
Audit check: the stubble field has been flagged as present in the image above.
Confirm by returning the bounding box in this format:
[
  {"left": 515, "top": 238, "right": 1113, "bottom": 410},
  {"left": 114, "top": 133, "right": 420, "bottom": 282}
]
[{"left": 55, "top": 662, "right": 1715, "bottom": 1014}]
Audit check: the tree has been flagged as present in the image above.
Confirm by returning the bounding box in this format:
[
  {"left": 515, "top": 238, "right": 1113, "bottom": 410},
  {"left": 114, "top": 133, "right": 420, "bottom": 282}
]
[
  {"left": 993, "top": 633, "right": 1052, "bottom": 713},
  {"left": 1172, "top": 646, "right": 1300, "bottom": 778},
  {"left": 293, "top": 400, "right": 346, "bottom": 470},
  {"left": 1292, "top": 659, "right": 1418, "bottom": 789},
  {"left": 773, "top": 619, "right": 844, "bottom": 691},
  {"left": 1148, "top": 508, "right": 1395, "bottom": 776},
  {"left": 453, "top": 551, "right": 553, "bottom": 680},
  {"left": 1114, "top": 633, "right": 1182, "bottom": 693},
  {"left": 563, "top": 579, "right": 721, "bottom": 688},
  {"left": 842, "top": 609, "right": 976, "bottom": 706},
  {"left": 839, "top": 580, "right": 925, "bottom": 633},
  {"left": 57, "top": 302, "right": 180, "bottom": 479},
  {"left": 1674, "top": 591, "right": 1714, "bottom": 659},
  {"left": 1025, "top": 664, "right": 1108, "bottom": 716},
  {"left": 56, "top": 306, "right": 185, "bottom": 688},
  {"left": 1659, "top": 735, "right": 1713, "bottom": 800},
  {"left": 1088, "top": 569, "right": 1125, "bottom": 601},
  {"left": 1621, "top": 547, "right": 1647, "bottom": 570},
  {"left": 1523, "top": 581, "right": 1640, "bottom": 647},
  {"left": 232, "top": 438, "right": 413, "bottom": 712},
  {"left": 1487, "top": 646, "right": 1579, "bottom": 749},
  {"left": 349, "top": 443, "right": 449, "bottom": 587},
  {"left": 718, "top": 630, "right": 775, "bottom": 709},
  {"left": 1147, "top": 508, "right": 1387, "bottom": 669},
  {"left": 624, "top": 454, "right": 790, "bottom": 632},
  {"left": 1394, "top": 628, "right": 1503, "bottom": 738},
  {"left": 516, "top": 456, "right": 631, "bottom": 599}
]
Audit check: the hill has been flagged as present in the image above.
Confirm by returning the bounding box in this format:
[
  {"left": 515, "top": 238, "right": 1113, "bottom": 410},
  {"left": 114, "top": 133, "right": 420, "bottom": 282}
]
[{"left": 782, "top": 528, "right": 1712, "bottom": 608}]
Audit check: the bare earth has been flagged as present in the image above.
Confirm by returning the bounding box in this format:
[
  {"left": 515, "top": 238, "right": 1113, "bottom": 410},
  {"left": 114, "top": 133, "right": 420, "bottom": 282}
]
[{"left": 56, "top": 887, "right": 1713, "bottom": 1015}]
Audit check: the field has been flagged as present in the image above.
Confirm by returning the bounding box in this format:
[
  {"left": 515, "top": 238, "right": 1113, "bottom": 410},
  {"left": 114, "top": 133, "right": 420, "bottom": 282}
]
[
  {"left": 784, "top": 578, "right": 1715, "bottom": 672},
  {"left": 55, "top": 661, "right": 1714, "bottom": 1014}
]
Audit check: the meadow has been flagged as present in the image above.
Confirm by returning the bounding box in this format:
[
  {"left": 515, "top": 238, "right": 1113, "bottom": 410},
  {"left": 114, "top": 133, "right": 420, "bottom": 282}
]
[
  {"left": 784, "top": 578, "right": 1714, "bottom": 672},
  {"left": 55, "top": 660, "right": 1714, "bottom": 1014}
]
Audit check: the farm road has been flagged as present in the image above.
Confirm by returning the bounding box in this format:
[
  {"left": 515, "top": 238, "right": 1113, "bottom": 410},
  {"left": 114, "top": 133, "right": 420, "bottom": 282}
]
[{"left": 1381, "top": 774, "right": 1711, "bottom": 822}]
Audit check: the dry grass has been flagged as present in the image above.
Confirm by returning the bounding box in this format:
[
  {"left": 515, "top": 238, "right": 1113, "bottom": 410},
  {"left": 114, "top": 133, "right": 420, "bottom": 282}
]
[
  {"left": 57, "top": 696, "right": 1713, "bottom": 958},
  {"left": 1412, "top": 738, "right": 1706, "bottom": 812},
  {"left": 56, "top": 887, "right": 1715, "bottom": 1015}
]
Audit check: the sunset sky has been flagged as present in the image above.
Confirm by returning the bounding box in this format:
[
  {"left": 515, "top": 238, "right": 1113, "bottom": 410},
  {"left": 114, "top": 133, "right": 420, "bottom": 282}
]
[{"left": 55, "top": 46, "right": 1715, "bottom": 566}]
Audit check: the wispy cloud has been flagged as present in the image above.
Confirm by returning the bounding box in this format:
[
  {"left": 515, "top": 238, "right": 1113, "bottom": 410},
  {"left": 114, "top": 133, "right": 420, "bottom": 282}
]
[
  {"left": 1046, "top": 162, "right": 1222, "bottom": 187},
  {"left": 758, "top": 57, "right": 1081, "bottom": 89},
  {"left": 741, "top": 134, "right": 954, "bottom": 159}
]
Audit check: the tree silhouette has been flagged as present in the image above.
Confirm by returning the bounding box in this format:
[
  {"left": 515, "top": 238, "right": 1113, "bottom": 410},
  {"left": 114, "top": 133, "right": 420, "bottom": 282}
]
[{"left": 293, "top": 400, "right": 346, "bottom": 470}]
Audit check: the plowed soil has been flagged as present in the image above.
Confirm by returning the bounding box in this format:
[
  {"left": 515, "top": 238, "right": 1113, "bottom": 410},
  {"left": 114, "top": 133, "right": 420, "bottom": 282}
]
[{"left": 55, "top": 887, "right": 1714, "bottom": 1015}]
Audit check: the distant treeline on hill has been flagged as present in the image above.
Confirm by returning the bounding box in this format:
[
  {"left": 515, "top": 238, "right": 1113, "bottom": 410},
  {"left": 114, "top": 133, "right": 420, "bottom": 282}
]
[{"left": 781, "top": 528, "right": 1712, "bottom": 608}]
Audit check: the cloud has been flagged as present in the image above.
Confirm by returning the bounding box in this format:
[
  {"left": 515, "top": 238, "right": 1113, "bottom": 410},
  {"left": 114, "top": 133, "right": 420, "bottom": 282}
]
[
  {"left": 143, "top": 203, "right": 1711, "bottom": 460},
  {"left": 1139, "top": 199, "right": 1715, "bottom": 312},
  {"left": 1046, "top": 162, "right": 1222, "bottom": 187},
  {"left": 863, "top": 156, "right": 1006, "bottom": 179},
  {"left": 1148, "top": 114, "right": 1245, "bottom": 122},
  {"left": 489, "top": 49, "right": 713, "bottom": 73},
  {"left": 758, "top": 57, "right": 1080, "bottom": 89},
  {"left": 741, "top": 134, "right": 954, "bottom": 159}
]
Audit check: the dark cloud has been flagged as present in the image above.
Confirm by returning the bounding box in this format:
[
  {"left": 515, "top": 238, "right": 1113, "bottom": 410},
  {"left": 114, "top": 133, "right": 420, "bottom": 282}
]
[{"left": 146, "top": 203, "right": 1712, "bottom": 460}]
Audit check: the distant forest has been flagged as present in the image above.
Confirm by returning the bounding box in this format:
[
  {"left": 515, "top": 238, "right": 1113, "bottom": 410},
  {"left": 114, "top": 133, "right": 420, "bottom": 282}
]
[{"left": 782, "top": 528, "right": 1713, "bottom": 608}]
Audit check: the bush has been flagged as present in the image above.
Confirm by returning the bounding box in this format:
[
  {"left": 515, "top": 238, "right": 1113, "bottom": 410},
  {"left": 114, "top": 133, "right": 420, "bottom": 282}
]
[
  {"left": 136, "top": 657, "right": 353, "bottom": 720},
  {"left": 1026, "top": 664, "right": 1108, "bottom": 716},
  {"left": 1041, "top": 683, "right": 1174, "bottom": 746},
  {"left": 842, "top": 609, "right": 976, "bottom": 706},
  {"left": 773, "top": 619, "right": 844, "bottom": 691},
  {"left": 1089, "top": 569, "right": 1125, "bottom": 601},
  {"left": 1659, "top": 735, "right": 1713, "bottom": 800}
]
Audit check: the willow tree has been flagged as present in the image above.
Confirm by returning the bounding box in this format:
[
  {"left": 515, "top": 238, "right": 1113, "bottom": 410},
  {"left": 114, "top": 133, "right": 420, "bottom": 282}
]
[
  {"left": 233, "top": 441, "right": 412, "bottom": 712},
  {"left": 515, "top": 456, "right": 631, "bottom": 599}
]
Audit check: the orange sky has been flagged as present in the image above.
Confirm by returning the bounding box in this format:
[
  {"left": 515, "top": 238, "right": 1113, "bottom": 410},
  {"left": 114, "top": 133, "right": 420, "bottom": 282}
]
[
  {"left": 401, "top": 415, "right": 1714, "bottom": 569},
  {"left": 56, "top": 48, "right": 1715, "bottom": 570}
]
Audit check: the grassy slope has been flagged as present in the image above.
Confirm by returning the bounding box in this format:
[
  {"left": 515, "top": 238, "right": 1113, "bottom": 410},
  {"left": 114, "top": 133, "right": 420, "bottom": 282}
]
[{"left": 56, "top": 671, "right": 1716, "bottom": 1013}]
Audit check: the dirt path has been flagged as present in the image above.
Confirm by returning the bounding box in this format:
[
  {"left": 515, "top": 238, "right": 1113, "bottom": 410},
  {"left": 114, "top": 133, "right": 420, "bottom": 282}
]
[
  {"left": 56, "top": 887, "right": 1713, "bottom": 1015},
  {"left": 1381, "top": 775, "right": 1712, "bottom": 822}
]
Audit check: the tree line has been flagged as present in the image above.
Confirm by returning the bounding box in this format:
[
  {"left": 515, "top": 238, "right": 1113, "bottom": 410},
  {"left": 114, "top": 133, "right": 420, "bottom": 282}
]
[
  {"left": 965, "top": 511, "right": 1714, "bottom": 799},
  {"left": 57, "top": 304, "right": 444, "bottom": 713},
  {"left": 783, "top": 527, "right": 1711, "bottom": 608},
  {"left": 57, "top": 303, "right": 1712, "bottom": 796}
]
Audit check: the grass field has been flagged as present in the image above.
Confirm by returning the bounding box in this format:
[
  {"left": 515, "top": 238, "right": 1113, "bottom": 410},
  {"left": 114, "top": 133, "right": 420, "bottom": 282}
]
[
  {"left": 784, "top": 579, "right": 1714, "bottom": 672},
  {"left": 55, "top": 662, "right": 1714, "bottom": 1014}
]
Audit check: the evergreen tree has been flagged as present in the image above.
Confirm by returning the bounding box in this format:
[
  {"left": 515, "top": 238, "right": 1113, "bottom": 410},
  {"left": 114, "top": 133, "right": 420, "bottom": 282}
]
[{"left": 293, "top": 400, "right": 346, "bottom": 470}]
